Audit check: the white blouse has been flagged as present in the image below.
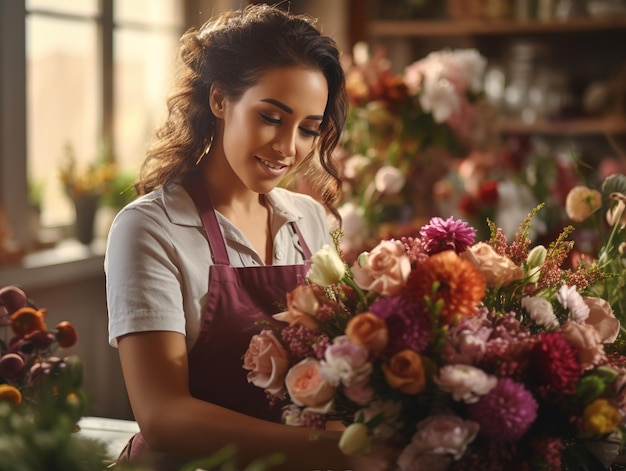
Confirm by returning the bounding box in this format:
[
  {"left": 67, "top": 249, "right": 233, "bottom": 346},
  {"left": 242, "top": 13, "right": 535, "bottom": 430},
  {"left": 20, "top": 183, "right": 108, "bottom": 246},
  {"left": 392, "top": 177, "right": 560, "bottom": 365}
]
[{"left": 105, "top": 182, "right": 333, "bottom": 349}]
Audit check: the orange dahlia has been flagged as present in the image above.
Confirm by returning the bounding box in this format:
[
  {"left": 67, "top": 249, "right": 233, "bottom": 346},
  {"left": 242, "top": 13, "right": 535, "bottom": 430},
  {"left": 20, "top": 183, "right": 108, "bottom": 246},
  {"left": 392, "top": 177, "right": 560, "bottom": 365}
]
[{"left": 404, "top": 250, "right": 486, "bottom": 325}]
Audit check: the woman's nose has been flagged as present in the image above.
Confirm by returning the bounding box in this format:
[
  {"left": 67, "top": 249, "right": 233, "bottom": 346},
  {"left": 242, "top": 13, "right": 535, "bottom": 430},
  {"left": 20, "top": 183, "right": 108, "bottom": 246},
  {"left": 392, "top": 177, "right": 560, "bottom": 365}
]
[{"left": 272, "top": 127, "right": 297, "bottom": 157}]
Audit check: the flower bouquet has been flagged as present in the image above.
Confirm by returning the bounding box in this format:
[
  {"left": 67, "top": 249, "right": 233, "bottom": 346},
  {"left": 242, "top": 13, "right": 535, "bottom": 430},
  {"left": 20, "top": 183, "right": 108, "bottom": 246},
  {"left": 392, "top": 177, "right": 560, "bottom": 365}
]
[
  {"left": 337, "top": 45, "right": 500, "bottom": 258},
  {"left": 243, "top": 199, "right": 626, "bottom": 469}
]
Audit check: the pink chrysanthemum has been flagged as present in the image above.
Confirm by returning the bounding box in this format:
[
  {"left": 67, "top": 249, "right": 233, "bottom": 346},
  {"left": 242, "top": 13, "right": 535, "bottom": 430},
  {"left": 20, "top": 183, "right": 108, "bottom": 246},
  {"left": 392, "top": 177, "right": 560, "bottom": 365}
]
[
  {"left": 419, "top": 216, "right": 476, "bottom": 255},
  {"left": 530, "top": 331, "right": 582, "bottom": 395},
  {"left": 369, "top": 296, "right": 432, "bottom": 354},
  {"left": 466, "top": 378, "right": 538, "bottom": 442}
]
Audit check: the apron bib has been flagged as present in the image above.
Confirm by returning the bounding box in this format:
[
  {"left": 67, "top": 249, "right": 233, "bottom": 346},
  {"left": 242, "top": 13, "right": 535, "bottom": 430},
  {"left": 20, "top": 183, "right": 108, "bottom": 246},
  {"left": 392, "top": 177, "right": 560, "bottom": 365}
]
[{"left": 117, "top": 176, "right": 311, "bottom": 469}]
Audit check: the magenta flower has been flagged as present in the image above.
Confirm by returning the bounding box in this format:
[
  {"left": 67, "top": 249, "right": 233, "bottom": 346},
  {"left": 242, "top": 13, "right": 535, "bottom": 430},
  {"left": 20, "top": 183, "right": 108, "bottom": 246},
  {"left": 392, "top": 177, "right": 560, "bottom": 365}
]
[
  {"left": 420, "top": 216, "right": 477, "bottom": 255},
  {"left": 466, "top": 377, "right": 538, "bottom": 442},
  {"left": 369, "top": 296, "right": 432, "bottom": 354}
]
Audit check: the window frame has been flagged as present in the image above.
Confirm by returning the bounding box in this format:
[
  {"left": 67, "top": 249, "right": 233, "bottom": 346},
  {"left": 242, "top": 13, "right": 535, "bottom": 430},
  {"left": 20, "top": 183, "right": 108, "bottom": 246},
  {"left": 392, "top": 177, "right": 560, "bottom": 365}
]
[{"left": 0, "top": 0, "right": 222, "bottom": 249}]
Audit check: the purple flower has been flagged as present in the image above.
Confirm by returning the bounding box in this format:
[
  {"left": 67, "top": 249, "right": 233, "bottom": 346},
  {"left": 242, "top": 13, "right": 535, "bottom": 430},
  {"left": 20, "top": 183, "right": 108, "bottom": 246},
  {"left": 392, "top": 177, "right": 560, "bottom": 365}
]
[
  {"left": 466, "top": 377, "right": 538, "bottom": 442},
  {"left": 420, "top": 216, "right": 476, "bottom": 255},
  {"left": 369, "top": 296, "right": 432, "bottom": 354}
]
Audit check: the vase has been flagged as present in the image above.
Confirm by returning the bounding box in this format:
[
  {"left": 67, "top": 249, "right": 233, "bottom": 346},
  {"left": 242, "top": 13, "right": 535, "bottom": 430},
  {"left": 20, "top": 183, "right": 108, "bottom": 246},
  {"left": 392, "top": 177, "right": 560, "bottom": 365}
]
[{"left": 73, "top": 194, "right": 100, "bottom": 245}]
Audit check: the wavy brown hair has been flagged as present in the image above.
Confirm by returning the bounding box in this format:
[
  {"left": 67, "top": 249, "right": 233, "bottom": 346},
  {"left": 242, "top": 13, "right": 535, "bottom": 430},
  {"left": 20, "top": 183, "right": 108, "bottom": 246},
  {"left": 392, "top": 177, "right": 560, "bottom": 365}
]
[{"left": 135, "top": 3, "right": 347, "bottom": 219}]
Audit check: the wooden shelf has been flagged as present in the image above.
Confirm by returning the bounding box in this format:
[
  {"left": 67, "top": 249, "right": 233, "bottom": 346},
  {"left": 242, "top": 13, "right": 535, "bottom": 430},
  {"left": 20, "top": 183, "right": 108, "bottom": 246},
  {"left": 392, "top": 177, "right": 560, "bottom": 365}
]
[
  {"left": 496, "top": 115, "right": 626, "bottom": 135},
  {"left": 368, "top": 17, "right": 626, "bottom": 37}
]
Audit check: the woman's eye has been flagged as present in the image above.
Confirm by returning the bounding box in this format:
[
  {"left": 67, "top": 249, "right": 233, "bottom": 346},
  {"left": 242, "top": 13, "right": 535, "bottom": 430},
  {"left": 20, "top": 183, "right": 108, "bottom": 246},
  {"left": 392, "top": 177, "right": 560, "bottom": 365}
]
[
  {"left": 261, "top": 114, "right": 280, "bottom": 125},
  {"left": 299, "top": 127, "right": 320, "bottom": 138}
]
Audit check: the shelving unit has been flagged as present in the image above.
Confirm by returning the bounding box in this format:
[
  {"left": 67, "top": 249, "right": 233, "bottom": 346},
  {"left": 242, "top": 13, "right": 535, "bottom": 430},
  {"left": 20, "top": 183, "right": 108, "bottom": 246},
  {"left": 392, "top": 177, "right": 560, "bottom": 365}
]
[
  {"left": 362, "top": 7, "right": 626, "bottom": 143},
  {"left": 368, "top": 17, "right": 626, "bottom": 37}
]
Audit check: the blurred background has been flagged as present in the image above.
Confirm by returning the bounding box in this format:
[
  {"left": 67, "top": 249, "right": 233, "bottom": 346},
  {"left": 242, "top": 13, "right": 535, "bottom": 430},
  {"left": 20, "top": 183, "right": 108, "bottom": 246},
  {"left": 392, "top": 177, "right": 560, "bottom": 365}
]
[{"left": 1, "top": 0, "right": 625, "bottom": 420}]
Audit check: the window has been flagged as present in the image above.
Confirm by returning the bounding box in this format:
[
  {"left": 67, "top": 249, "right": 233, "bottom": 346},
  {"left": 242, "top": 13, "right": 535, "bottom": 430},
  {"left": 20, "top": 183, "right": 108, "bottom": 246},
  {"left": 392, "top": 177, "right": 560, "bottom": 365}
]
[{"left": 0, "top": 0, "right": 186, "bottom": 248}]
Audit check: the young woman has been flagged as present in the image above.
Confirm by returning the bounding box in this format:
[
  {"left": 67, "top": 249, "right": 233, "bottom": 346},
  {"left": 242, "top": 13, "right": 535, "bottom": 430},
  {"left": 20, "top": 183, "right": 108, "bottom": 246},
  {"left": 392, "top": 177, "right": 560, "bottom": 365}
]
[{"left": 105, "top": 4, "right": 396, "bottom": 470}]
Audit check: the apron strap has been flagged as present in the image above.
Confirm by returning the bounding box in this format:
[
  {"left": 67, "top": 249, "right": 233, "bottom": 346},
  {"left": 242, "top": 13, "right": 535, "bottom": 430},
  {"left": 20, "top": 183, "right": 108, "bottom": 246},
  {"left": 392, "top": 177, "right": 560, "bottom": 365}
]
[
  {"left": 291, "top": 221, "right": 312, "bottom": 260},
  {"left": 186, "top": 174, "right": 313, "bottom": 266},
  {"left": 185, "top": 175, "right": 230, "bottom": 266}
]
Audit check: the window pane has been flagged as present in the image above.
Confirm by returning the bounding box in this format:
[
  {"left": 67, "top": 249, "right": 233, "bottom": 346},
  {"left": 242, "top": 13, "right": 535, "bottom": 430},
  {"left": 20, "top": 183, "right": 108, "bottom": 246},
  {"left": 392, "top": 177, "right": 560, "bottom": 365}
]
[
  {"left": 27, "top": 16, "right": 99, "bottom": 227},
  {"left": 26, "top": 0, "right": 98, "bottom": 16},
  {"left": 114, "top": 28, "right": 180, "bottom": 178},
  {"left": 115, "top": 0, "right": 183, "bottom": 27}
]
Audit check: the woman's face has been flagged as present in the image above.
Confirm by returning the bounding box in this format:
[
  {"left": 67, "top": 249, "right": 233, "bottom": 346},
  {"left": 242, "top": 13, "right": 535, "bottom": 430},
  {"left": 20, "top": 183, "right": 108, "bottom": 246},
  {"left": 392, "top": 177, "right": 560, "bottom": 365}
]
[{"left": 213, "top": 67, "right": 328, "bottom": 195}]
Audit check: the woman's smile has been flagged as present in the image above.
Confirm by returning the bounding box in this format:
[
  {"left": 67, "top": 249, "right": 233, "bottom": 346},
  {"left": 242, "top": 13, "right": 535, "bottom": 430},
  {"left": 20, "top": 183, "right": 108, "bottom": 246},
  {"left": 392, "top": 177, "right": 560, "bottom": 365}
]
[{"left": 256, "top": 156, "right": 289, "bottom": 177}]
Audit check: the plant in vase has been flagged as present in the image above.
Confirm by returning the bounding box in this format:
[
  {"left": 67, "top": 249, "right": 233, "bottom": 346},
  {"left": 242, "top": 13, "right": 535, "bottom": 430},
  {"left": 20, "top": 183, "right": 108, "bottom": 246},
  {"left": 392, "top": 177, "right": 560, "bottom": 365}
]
[
  {"left": 337, "top": 43, "right": 500, "bottom": 260},
  {"left": 59, "top": 142, "right": 117, "bottom": 245}
]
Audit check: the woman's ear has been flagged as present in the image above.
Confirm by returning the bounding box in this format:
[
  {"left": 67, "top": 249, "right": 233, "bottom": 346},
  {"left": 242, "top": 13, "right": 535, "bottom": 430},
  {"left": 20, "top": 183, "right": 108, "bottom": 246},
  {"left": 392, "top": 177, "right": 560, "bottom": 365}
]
[{"left": 209, "top": 84, "right": 226, "bottom": 119}]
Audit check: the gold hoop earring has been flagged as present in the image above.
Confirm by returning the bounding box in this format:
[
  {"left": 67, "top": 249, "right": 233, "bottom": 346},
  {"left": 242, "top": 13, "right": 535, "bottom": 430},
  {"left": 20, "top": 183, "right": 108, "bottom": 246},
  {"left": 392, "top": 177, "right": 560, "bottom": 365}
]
[{"left": 195, "top": 131, "right": 215, "bottom": 166}]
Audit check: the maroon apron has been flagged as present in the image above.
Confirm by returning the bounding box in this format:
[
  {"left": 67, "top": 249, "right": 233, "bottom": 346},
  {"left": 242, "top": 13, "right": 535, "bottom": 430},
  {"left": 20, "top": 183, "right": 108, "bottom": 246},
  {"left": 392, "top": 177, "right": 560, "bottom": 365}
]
[{"left": 116, "top": 176, "right": 311, "bottom": 469}]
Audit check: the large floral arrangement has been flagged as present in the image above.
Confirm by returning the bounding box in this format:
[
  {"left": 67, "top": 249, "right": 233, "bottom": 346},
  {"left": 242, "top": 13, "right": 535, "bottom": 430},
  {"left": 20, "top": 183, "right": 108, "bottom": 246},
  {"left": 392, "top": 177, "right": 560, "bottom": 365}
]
[
  {"left": 243, "top": 175, "right": 626, "bottom": 470},
  {"left": 337, "top": 44, "right": 499, "bottom": 259}
]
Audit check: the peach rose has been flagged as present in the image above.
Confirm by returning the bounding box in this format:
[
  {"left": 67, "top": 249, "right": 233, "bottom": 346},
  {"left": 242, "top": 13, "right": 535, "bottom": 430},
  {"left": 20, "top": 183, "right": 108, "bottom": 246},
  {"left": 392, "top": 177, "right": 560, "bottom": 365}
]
[
  {"left": 382, "top": 349, "right": 426, "bottom": 394},
  {"left": 285, "top": 358, "right": 335, "bottom": 413},
  {"left": 461, "top": 242, "right": 524, "bottom": 287},
  {"left": 560, "top": 320, "right": 605, "bottom": 369},
  {"left": 243, "top": 329, "right": 290, "bottom": 397},
  {"left": 584, "top": 297, "right": 621, "bottom": 344},
  {"left": 345, "top": 312, "right": 389, "bottom": 353},
  {"left": 273, "top": 285, "right": 320, "bottom": 330},
  {"left": 565, "top": 185, "right": 602, "bottom": 222},
  {"left": 351, "top": 240, "right": 411, "bottom": 296}
]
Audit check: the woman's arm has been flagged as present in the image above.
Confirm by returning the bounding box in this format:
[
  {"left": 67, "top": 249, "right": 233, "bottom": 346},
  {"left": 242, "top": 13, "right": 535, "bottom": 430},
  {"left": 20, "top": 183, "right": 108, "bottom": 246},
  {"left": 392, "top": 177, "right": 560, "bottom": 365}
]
[{"left": 118, "top": 330, "right": 363, "bottom": 470}]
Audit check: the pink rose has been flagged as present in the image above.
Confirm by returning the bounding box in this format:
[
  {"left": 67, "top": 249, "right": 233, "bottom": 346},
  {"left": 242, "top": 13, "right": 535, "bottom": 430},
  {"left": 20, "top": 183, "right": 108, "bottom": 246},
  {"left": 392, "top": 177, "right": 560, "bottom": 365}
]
[
  {"left": 243, "top": 329, "right": 290, "bottom": 397},
  {"left": 461, "top": 242, "right": 524, "bottom": 287},
  {"left": 406, "top": 415, "right": 479, "bottom": 460},
  {"left": 273, "top": 285, "right": 321, "bottom": 330},
  {"left": 560, "top": 320, "right": 605, "bottom": 369},
  {"left": 351, "top": 240, "right": 411, "bottom": 296},
  {"left": 584, "top": 297, "right": 620, "bottom": 343},
  {"left": 285, "top": 358, "right": 336, "bottom": 413}
]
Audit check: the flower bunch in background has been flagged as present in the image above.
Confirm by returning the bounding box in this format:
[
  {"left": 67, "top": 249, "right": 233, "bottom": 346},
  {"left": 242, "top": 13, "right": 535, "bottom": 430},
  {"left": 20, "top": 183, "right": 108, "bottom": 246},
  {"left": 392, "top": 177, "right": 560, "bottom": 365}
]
[
  {"left": 243, "top": 209, "right": 626, "bottom": 470},
  {"left": 0, "top": 285, "right": 115, "bottom": 470},
  {"left": 59, "top": 142, "right": 117, "bottom": 200},
  {"left": 337, "top": 44, "right": 500, "bottom": 260},
  {"left": 0, "top": 285, "right": 80, "bottom": 407}
]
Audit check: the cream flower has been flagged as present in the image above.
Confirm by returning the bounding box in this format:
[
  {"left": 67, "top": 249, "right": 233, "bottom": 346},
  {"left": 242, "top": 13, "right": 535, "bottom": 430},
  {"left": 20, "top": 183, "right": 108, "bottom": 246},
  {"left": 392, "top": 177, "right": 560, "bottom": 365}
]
[
  {"left": 339, "top": 423, "right": 372, "bottom": 456},
  {"left": 521, "top": 296, "right": 559, "bottom": 329},
  {"left": 565, "top": 185, "right": 602, "bottom": 222},
  {"left": 374, "top": 165, "right": 406, "bottom": 195},
  {"left": 435, "top": 364, "right": 497, "bottom": 403},
  {"left": 461, "top": 242, "right": 524, "bottom": 287},
  {"left": 307, "top": 245, "right": 346, "bottom": 287},
  {"left": 352, "top": 239, "right": 411, "bottom": 296},
  {"left": 584, "top": 297, "right": 620, "bottom": 344}
]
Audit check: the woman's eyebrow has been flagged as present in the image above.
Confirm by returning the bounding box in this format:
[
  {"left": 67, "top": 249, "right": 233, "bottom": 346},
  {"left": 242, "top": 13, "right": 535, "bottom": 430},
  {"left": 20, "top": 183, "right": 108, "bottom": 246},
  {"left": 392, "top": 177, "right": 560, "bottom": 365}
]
[{"left": 260, "top": 98, "right": 324, "bottom": 121}]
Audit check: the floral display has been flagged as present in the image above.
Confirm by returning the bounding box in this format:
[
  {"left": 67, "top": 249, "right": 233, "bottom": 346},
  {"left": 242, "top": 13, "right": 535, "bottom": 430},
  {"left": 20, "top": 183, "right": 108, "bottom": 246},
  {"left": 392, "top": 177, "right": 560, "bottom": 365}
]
[
  {"left": 59, "top": 142, "right": 118, "bottom": 200},
  {"left": 243, "top": 174, "right": 626, "bottom": 470},
  {"left": 0, "top": 285, "right": 81, "bottom": 407},
  {"left": 337, "top": 44, "right": 500, "bottom": 259}
]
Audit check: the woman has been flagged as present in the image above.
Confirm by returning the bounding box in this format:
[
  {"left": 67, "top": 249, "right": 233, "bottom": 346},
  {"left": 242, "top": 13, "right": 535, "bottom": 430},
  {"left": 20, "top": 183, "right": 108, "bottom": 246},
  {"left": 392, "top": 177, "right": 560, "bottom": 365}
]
[{"left": 105, "top": 4, "right": 395, "bottom": 470}]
